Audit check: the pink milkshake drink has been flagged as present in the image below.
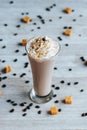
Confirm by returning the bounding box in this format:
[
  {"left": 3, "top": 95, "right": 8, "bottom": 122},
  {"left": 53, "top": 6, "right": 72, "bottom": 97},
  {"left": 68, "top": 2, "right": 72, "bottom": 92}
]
[{"left": 25, "top": 36, "right": 60, "bottom": 103}]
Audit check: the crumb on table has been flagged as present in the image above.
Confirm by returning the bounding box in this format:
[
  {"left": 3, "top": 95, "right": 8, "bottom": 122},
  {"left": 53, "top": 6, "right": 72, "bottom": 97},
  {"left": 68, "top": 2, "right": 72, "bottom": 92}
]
[
  {"left": 21, "top": 39, "right": 28, "bottom": 46},
  {"left": 22, "top": 16, "right": 31, "bottom": 23},
  {"left": 4, "top": 66, "right": 12, "bottom": 73},
  {"left": 64, "top": 7, "right": 72, "bottom": 14},
  {"left": 50, "top": 106, "right": 59, "bottom": 115},
  {"left": 63, "top": 29, "right": 72, "bottom": 36}
]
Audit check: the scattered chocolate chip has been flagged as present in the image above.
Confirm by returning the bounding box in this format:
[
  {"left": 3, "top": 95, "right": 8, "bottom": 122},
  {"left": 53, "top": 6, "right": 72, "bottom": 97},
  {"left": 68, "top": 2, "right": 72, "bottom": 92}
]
[
  {"left": 80, "top": 56, "right": 85, "bottom": 62},
  {"left": 21, "top": 12, "right": 24, "bottom": 15},
  {"left": 22, "top": 53, "right": 27, "bottom": 56},
  {"left": 80, "top": 89, "right": 84, "bottom": 92},
  {"left": 26, "top": 105, "right": 30, "bottom": 109},
  {"left": 63, "top": 26, "right": 68, "bottom": 29},
  {"left": 25, "top": 80, "right": 30, "bottom": 83},
  {"left": 59, "top": 16, "right": 62, "bottom": 19},
  {"left": 55, "top": 86, "right": 60, "bottom": 90},
  {"left": 79, "top": 14, "right": 83, "bottom": 17},
  {"left": 74, "top": 82, "right": 79, "bottom": 85},
  {"left": 53, "top": 3, "right": 56, "bottom": 6},
  {"left": 0, "top": 39, "right": 3, "bottom": 41},
  {"left": 22, "top": 113, "right": 27, "bottom": 116},
  {"left": 13, "top": 58, "right": 18, "bottom": 62},
  {"left": 19, "top": 103, "right": 25, "bottom": 107},
  {"left": 12, "top": 73, "right": 17, "bottom": 76},
  {"left": 49, "top": 19, "right": 52, "bottom": 22},
  {"left": 51, "top": 84, "right": 55, "bottom": 88},
  {"left": 54, "top": 100, "right": 59, "bottom": 103},
  {"left": 54, "top": 67, "right": 57, "bottom": 70},
  {"left": 37, "top": 110, "right": 42, "bottom": 114},
  {"left": 45, "top": 8, "right": 50, "bottom": 11},
  {"left": 37, "top": 15, "right": 42, "bottom": 19},
  {"left": 16, "top": 25, "right": 21, "bottom": 28},
  {"left": 1, "top": 84, "right": 6, "bottom": 88},
  {"left": 6, "top": 99, "right": 11, "bottom": 103},
  {"left": 67, "top": 82, "right": 71, "bottom": 85},
  {"left": 9, "top": 109, "right": 14, "bottom": 113},
  {"left": 15, "top": 49, "right": 19, "bottom": 53},
  {"left": 68, "top": 68, "right": 72, "bottom": 71},
  {"left": 2, "top": 45, "right": 6, "bottom": 49},
  {"left": 53, "top": 94, "right": 57, "bottom": 97},
  {"left": 11, "top": 101, "right": 15, "bottom": 104},
  {"left": 65, "top": 44, "right": 69, "bottom": 46},
  {"left": 85, "top": 113, "right": 87, "bottom": 116},
  {"left": 2, "top": 60, "right": 6, "bottom": 63},
  {"left": 12, "top": 103, "right": 17, "bottom": 106},
  {"left": 73, "top": 19, "right": 76, "bottom": 22},
  {"left": 37, "top": 27, "right": 41, "bottom": 29},
  {"left": 35, "top": 105, "right": 40, "bottom": 109},
  {"left": 22, "top": 108, "right": 27, "bottom": 112},
  {"left": 81, "top": 113, "right": 85, "bottom": 117},
  {"left": 72, "top": 9, "right": 75, "bottom": 12},
  {"left": 60, "top": 80, "right": 65, "bottom": 84},
  {"left": 41, "top": 19, "right": 45, "bottom": 24},
  {"left": 29, "top": 103, "right": 33, "bottom": 107},
  {"left": 20, "top": 73, "right": 26, "bottom": 78},
  {"left": 4, "top": 24, "right": 8, "bottom": 26},
  {"left": 9, "top": 1, "right": 14, "bottom": 4},
  {"left": 31, "top": 29, "right": 34, "bottom": 32},
  {"left": 26, "top": 12, "right": 29, "bottom": 15},
  {"left": 58, "top": 108, "right": 61, "bottom": 112},
  {"left": 57, "top": 36, "right": 62, "bottom": 41},
  {"left": 14, "top": 33, "right": 18, "bottom": 36},
  {"left": 33, "top": 22, "right": 37, "bottom": 25},
  {"left": 2, "top": 76, "right": 7, "bottom": 80},
  {"left": 68, "top": 26, "right": 72, "bottom": 29},
  {"left": 79, "top": 34, "right": 82, "bottom": 37}
]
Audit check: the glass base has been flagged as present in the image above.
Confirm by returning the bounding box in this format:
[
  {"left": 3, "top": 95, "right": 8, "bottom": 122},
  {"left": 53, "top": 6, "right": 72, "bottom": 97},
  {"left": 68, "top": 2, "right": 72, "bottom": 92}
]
[{"left": 28, "top": 89, "right": 53, "bottom": 104}]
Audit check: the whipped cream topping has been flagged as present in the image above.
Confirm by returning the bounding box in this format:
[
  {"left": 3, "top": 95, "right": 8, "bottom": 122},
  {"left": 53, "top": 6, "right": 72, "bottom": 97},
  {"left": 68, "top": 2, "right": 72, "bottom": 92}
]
[{"left": 28, "top": 36, "right": 59, "bottom": 59}]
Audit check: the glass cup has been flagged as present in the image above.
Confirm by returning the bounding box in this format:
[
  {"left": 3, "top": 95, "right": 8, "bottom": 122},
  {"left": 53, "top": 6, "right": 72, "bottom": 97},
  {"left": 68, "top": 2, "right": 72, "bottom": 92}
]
[{"left": 25, "top": 37, "right": 60, "bottom": 104}]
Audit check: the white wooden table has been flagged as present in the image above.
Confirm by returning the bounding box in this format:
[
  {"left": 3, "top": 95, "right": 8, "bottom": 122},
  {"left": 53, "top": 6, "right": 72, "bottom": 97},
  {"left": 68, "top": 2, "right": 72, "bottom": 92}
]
[{"left": 0, "top": 0, "right": 87, "bottom": 129}]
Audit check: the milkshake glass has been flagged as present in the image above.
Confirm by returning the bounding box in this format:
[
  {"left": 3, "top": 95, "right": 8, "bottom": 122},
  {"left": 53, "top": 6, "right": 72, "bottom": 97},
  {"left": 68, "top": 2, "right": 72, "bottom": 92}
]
[{"left": 25, "top": 36, "right": 60, "bottom": 104}]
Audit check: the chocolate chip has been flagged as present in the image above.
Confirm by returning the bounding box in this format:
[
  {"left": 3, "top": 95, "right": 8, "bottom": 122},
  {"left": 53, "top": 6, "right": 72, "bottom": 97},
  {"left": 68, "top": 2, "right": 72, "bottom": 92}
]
[
  {"left": 53, "top": 94, "right": 57, "bottom": 97},
  {"left": 25, "top": 80, "right": 30, "bottom": 83},
  {"left": 63, "top": 26, "right": 68, "bottom": 29},
  {"left": 35, "top": 105, "right": 40, "bottom": 109},
  {"left": 2, "top": 45, "right": 6, "bottom": 49},
  {"left": 58, "top": 108, "right": 61, "bottom": 112},
  {"left": 22, "top": 53, "right": 27, "bottom": 56},
  {"left": 16, "top": 25, "right": 21, "bottom": 28},
  {"left": 9, "top": 1, "right": 14, "bottom": 4},
  {"left": 2, "top": 76, "right": 7, "bottom": 80},
  {"left": 19, "top": 103, "right": 25, "bottom": 107},
  {"left": 29, "top": 103, "right": 33, "bottom": 107},
  {"left": 22, "top": 113, "right": 27, "bottom": 116},
  {"left": 65, "top": 44, "right": 69, "bottom": 46},
  {"left": 55, "top": 86, "right": 60, "bottom": 90},
  {"left": 15, "top": 49, "right": 19, "bottom": 53},
  {"left": 81, "top": 113, "right": 85, "bottom": 117},
  {"left": 26, "top": 12, "right": 29, "bottom": 15},
  {"left": 51, "top": 84, "right": 55, "bottom": 88},
  {"left": 6, "top": 99, "right": 11, "bottom": 103},
  {"left": 0, "top": 39, "right": 3, "bottom": 41},
  {"left": 13, "top": 58, "right": 18, "bottom": 62},
  {"left": 20, "top": 73, "right": 26, "bottom": 78},
  {"left": 12, "top": 103, "right": 17, "bottom": 106},
  {"left": 67, "top": 82, "right": 71, "bottom": 85},
  {"left": 54, "top": 100, "right": 59, "bottom": 103},
  {"left": 37, "top": 15, "right": 42, "bottom": 19},
  {"left": 37, "top": 27, "right": 41, "bottom": 29},
  {"left": 9, "top": 109, "right": 14, "bottom": 113},
  {"left": 59, "top": 16, "right": 62, "bottom": 19},
  {"left": 74, "top": 82, "right": 79, "bottom": 85},
  {"left": 68, "top": 68, "right": 72, "bottom": 71},
  {"left": 68, "top": 26, "right": 72, "bottom": 29},
  {"left": 22, "top": 108, "right": 27, "bottom": 112},
  {"left": 12, "top": 73, "right": 17, "bottom": 76},
  {"left": 60, "top": 80, "right": 65, "bottom": 84},
  {"left": 1, "top": 84, "right": 6, "bottom": 88},
  {"left": 49, "top": 19, "right": 52, "bottom": 22},
  {"left": 73, "top": 19, "right": 76, "bottom": 22},
  {"left": 80, "top": 56, "right": 85, "bottom": 62},
  {"left": 54, "top": 67, "right": 57, "bottom": 70},
  {"left": 37, "top": 110, "right": 42, "bottom": 114},
  {"left": 57, "top": 36, "right": 62, "bottom": 41},
  {"left": 14, "top": 33, "right": 18, "bottom": 36},
  {"left": 80, "top": 89, "right": 84, "bottom": 92},
  {"left": 2, "top": 60, "right": 6, "bottom": 63},
  {"left": 4, "top": 24, "right": 8, "bottom": 26},
  {"left": 21, "top": 12, "right": 24, "bottom": 15},
  {"left": 45, "top": 8, "right": 50, "bottom": 11},
  {"left": 33, "top": 22, "right": 37, "bottom": 25}
]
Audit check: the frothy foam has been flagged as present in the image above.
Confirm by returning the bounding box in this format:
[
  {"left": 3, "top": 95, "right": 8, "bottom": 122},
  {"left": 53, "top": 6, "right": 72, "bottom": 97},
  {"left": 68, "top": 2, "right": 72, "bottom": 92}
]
[{"left": 28, "top": 36, "right": 59, "bottom": 59}]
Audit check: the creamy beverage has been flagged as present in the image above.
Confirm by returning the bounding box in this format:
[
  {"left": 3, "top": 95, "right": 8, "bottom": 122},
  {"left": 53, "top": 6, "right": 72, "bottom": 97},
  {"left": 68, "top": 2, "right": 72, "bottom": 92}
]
[{"left": 26, "top": 36, "right": 60, "bottom": 103}]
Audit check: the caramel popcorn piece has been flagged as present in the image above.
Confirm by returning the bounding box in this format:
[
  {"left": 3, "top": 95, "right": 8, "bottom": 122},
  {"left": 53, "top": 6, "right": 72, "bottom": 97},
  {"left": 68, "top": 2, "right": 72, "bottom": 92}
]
[
  {"left": 21, "top": 39, "right": 28, "bottom": 46},
  {"left": 0, "top": 90, "right": 2, "bottom": 97},
  {"left": 4, "top": 66, "right": 12, "bottom": 73},
  {"left": 65, "top": 96, "right": 72, "bottom": 104},
  {"left": 63, "top": 29, "right": 72, "bottom": 36},
  {"left": 50, "top": 106, "right": 58, "bottom": 115},
  {"left": 64, "top": 7, "right": 72, "bottom": 14},
  {"left": 22, "top": 16, "right": 31, "bottom": 23}
]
